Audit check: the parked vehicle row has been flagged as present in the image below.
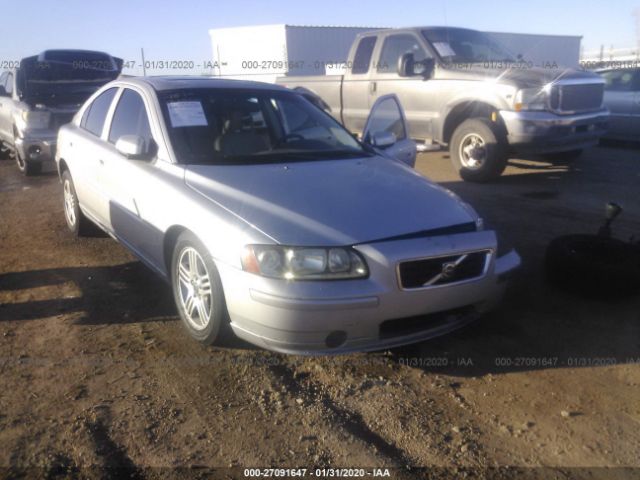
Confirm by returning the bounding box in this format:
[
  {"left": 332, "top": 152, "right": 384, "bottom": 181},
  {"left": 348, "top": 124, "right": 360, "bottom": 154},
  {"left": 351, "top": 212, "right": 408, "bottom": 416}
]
[
  {"left": 0, "top": 50, "right": 122, "bottom": 175},
  {"left": 56, "top": 76, "right": 520, "bottom": 354},
  {"left": 278, "top": 26, "right": 611, "bottom": 182}
]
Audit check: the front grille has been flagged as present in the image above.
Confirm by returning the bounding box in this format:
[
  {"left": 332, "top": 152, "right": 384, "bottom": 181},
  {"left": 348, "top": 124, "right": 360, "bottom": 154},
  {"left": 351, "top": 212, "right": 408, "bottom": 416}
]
[
  {"left": 551, "top": 83, "right": 604, "bottom": 113},
  {"left": 398, "top": 250, "right": 489, "bottom": 289},
  {"left": 51, "top": 112, "right": 76, "bottom": 129},
  {"left": 379, "top": 305, "right": 476, "bottom": 339}
]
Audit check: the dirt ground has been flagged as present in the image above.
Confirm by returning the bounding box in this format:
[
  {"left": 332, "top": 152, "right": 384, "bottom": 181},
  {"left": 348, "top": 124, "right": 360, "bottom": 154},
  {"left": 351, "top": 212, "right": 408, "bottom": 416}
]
[{"left": 1, "top": 145, "right": 639, "bottom": 479}]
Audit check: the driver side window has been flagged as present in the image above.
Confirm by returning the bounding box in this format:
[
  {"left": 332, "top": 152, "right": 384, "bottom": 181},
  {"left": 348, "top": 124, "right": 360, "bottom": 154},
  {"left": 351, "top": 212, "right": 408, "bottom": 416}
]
[
  {"left": 108, "top": 89, "right": 153, "bottom": 151},
  {"left": 377, "top": 35, "right": 429, "bottom": 74}
]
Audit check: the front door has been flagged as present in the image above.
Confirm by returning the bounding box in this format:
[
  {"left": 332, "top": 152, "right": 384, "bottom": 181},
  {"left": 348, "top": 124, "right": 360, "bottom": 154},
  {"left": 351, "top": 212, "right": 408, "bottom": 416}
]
[{"left": 363, "top": 94, "right": 417, "bottom": 167}]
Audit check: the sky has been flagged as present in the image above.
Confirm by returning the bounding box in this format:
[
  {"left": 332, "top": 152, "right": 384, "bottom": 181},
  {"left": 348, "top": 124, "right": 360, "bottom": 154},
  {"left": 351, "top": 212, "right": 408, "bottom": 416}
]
[{"left": 0, "top": 0, "right": 638, "bottom": 75}]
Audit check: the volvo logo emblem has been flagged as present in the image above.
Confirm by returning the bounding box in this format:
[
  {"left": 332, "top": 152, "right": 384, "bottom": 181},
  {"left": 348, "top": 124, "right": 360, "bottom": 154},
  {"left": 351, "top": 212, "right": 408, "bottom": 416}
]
[{"left": 440, "top": 261, "right": 458, "bottom": 279}]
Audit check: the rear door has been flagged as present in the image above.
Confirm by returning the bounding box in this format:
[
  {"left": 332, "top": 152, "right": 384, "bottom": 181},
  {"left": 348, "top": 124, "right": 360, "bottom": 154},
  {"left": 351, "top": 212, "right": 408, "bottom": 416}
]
[
  {"left": 363, "top": 94, "right": 416, "bottom": 167},
  {"left": 69, "top": 86, "right": 119, "bottom": 223},
  {"left": 368, "top": 32, "right": 437, "bottom": 141},
  {"left": 342, "top": 35, "right": 378, "bottom": 135}
]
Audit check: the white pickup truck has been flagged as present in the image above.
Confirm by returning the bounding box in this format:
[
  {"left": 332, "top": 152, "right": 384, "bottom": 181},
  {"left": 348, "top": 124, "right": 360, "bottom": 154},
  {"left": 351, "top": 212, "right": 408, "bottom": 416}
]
[{"left": 277, "top": 27, "right": 609, "bottom": 182}]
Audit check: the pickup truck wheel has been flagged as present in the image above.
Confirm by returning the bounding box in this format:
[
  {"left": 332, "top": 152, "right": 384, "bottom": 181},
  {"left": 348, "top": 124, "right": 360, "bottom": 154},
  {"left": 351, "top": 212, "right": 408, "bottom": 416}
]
[
  {"left": 450, "top": 118, "right": 508, "bottom": 183},
  {"left": 171, "top": 232, "right": 228, "bottom": 345},
  {"left": 62, "top": 171, "right": 91, "bottom": 236},
  {"left": 16, "top": 152, "right": 42, "bottom": 176}
]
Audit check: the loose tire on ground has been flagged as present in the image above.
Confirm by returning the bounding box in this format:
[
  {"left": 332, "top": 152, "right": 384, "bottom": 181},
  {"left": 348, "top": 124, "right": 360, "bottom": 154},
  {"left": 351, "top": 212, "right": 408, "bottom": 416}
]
[
  {"left": 545, "top": 234, "right": 640, "bottom": 298},
  {"left": 450, "top": 118, "right": 508, "bottom": 183},
  {"left": 61, "top": 170, "right": 92, "bottom": 236},
  {"left": 171, "top": 232, "right": 229, "bottom": 345}
]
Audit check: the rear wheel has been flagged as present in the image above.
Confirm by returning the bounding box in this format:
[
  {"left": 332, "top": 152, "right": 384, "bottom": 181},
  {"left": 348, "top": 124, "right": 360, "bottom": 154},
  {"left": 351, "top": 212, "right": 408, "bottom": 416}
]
[
  {"left": 450, "top": 118, "right": 508, "bottom": 183},
  {"left": 62, "top": 170, "right": 91, "bottom": 236},
  {"left": 171, "top": 232, "right": 228, "bottom": 345},
  {"left": 16, "top": 151, "right": 42, "bottom": 176}
]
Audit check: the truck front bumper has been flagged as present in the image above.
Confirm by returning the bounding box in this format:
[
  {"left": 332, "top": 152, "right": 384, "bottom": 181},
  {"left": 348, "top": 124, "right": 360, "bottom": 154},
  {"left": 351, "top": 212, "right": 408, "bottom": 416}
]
[
  {"left": 14, "top": 130, "right": 57, "bottom": 165},
  {"left": 499, "top": 109, "right": 609, "bottom": 154}
]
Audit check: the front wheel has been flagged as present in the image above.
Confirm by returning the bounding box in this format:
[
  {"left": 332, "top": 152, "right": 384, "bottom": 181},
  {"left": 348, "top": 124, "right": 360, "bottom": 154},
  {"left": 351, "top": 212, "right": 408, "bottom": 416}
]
[
  {"left": 171, "top": 232, "right": 228, "bottom": 345},
  {"left": 450, "top": 118, "right": 508, "bottom": 183}
]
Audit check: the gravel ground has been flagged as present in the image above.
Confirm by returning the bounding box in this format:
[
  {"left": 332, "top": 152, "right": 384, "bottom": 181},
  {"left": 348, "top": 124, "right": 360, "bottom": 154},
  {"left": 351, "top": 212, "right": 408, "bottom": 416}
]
[{"left": 0, "top": 145, "right": 639, "bottom": 479}]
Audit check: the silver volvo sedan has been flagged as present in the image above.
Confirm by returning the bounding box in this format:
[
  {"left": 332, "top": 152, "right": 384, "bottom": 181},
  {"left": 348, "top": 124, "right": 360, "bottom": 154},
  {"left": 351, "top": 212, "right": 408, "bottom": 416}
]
[{"left": 55, "top": 76, "right": 520, "bottom": 355}]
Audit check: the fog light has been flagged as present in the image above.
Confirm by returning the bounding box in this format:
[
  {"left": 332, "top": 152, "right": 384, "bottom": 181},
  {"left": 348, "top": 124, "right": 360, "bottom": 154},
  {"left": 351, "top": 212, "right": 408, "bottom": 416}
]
[{"left": 28, "top": 146, "right": 41, "bottom": 160}]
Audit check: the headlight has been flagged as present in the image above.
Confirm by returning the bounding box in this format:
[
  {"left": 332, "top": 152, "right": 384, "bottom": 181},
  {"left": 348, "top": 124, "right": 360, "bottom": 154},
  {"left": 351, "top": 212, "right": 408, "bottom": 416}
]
[
  {"left": 15, "top": 110, "right": 51, "bottom": 130},
  {"left": 241, "top": 245, "right": 369, "bottom": 280},
  {"left": 514, "top": 87, "right": 548, "bottom": 112}
]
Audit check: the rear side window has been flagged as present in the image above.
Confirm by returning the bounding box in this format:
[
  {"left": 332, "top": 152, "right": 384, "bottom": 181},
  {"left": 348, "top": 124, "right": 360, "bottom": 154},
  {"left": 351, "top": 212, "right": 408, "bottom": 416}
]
[
  {"left": 365, "top": 96, "right": 406, "bottom": 142},
  {"left": 81, "top": 87, "right": 117, "bottom": 136},
  {"left": 108, "top": 89, "right": 153, "bottom": 148},
  {"left": 351, "top": 37, "right": 377, "bottom": 74},
  {"left": 377, "top": 34, "right": 429, "bottom": 74}
]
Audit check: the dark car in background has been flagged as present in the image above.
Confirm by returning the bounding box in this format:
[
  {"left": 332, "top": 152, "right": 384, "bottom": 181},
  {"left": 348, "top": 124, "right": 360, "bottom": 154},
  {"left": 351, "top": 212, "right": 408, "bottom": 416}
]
[{"left": 0, "top": 50, "right": 122, "bottom": 175}]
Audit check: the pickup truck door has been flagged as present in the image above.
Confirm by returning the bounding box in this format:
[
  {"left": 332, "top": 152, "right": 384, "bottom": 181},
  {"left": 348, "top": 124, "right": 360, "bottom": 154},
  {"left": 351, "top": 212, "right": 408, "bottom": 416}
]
[
  {"left": 367, "top": 33, "right": 438, "bottom": 141},
  {"left": 341, "top": 35, "right": 378, "bottom": 135},
  {"left": 363, "top": 94, "right": 416, "bottom": 168},
  {"left": 0, "top": 72, "right": 14, "bottom": 143}
]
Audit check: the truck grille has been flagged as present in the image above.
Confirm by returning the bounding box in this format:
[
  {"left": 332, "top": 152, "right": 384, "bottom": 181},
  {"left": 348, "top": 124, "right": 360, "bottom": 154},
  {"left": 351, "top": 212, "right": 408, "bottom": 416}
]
[
  {"left": 398, "top": 250, "right": 490, "bottom": 290},
  {"left": 550, "top": 83, "right": 604, "bottom": 113}
]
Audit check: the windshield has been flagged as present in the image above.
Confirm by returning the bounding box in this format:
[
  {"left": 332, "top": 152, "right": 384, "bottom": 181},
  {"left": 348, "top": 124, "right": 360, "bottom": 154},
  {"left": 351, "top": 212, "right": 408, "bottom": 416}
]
[
  {"left": 159, "top": 88, "right": 368, "bottom": 165},
  {"left": 422, "top": 28, "right": 515, "bottom": 64}
]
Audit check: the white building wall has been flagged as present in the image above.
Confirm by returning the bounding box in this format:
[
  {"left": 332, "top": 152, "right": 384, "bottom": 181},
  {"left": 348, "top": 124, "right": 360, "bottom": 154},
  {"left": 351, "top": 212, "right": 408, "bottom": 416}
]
[{"left": 486, "top": 32, "right": 582, "bottom": 67}]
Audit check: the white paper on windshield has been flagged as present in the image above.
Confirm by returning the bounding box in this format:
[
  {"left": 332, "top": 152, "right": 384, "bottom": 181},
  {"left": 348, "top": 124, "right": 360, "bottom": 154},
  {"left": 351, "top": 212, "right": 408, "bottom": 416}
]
[
  {"left": 433, "top": 42, "right": 456, "bottom": 57},
  {"left": 167, "top": 101, "right": 208, "bottom": 127}
]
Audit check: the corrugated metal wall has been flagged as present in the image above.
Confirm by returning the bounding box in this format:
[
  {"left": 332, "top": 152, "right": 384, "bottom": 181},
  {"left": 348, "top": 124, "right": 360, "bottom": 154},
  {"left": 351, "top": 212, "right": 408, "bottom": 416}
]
[{"left": 486, "top": 32, "right": 581, "bottom": 67}]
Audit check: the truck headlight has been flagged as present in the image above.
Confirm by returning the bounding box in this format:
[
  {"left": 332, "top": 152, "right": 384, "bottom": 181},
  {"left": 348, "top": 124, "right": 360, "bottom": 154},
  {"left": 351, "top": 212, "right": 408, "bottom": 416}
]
[
  {"left": 514, "top": 87, "right": 548, "bottom": 112},
  {"left": 15, "top": 110, "right": 51, "bottom": 131},
  {"left": 241, "top": 245, "right": 369, "bottom": 280}
]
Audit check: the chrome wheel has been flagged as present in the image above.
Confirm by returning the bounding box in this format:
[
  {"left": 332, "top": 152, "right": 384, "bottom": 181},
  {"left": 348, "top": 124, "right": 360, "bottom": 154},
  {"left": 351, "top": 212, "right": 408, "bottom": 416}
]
[
  {"left": 459, "top": 133, "right": 487, "bottom": 170},
  {"left": 176, "top": 247, "right": 213, "bottom": 330},
  {"left": 63, "top": 179, "right": 77, "bottom": 227}
]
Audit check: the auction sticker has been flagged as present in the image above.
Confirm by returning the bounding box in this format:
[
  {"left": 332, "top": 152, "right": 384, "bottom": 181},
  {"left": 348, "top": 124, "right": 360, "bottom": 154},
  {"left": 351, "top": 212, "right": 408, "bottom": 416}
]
[{"left": 167, "top": 101, "right": 208, "bottom": 127}]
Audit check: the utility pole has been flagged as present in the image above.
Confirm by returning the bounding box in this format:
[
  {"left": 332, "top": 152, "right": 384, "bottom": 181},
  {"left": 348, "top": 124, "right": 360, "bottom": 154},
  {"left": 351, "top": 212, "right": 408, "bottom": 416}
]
[{"left": 141, "top": 48, "right": 147, "bottom": 76}]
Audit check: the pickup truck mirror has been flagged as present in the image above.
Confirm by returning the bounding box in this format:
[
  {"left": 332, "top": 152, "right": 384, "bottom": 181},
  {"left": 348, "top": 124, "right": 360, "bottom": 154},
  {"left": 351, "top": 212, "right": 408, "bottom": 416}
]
[
  {"left": 370, "top": 131, "right": 397, "bottom": 148},
  {"left": 398, "top": 53, "right": 435, "bottom": 79},
  {"left": 115, "top": 135, "right": 152, "bottom": 159}
]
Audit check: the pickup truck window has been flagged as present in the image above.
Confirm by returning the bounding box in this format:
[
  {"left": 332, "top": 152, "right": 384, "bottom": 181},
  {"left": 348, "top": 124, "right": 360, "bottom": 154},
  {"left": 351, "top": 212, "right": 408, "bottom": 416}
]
[
  {"left": 377, "top": 34, "right": 429, "bottom": 74},
  {"left": 108, "top": 89, "right": 153, "bottom": 147},
  {"left": 422, "top": 28, "right": 515, "bottom": 64},
  {"left": 158, "top": 89, "right": 367, "bottom": 165},
  {"left": 81, "top": 87, "right": 117, "bottom": 137},
  {"left": 352, "top": 37, "right": 377, "bottom": 74}
]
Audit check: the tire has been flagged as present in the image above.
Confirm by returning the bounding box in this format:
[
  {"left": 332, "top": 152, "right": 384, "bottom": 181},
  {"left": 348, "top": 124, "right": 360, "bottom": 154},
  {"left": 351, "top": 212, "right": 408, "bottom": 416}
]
[
  {"left": 61, "top": 170, "right": 92, "bottom": 236},
  {"left": 545, "top": 234, "right": 640, "bottom": 298},
  {"left": 450, "top": 118, "right": 508, "bottom": 183},
  {"left": 171, "top": 231, "right": 228, "bottom": 345},
  {"left": 542, "top": 149, "right": 583, "bottom": 164},
  {"left": 16, "top": 151, "right": 42, "bottom": 176}
]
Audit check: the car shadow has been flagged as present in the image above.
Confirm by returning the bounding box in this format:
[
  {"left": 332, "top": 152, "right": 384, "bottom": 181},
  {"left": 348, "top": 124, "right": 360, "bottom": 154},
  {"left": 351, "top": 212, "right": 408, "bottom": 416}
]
[{"left": 0, "top": 262, "right": 176, "bottom": 325}]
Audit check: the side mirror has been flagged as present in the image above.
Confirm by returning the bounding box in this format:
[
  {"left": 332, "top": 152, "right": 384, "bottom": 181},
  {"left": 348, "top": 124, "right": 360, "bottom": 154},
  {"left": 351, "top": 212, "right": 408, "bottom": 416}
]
[
  {"left": 0, "top": 86, "right": 8, "bottom": 97},
  {"left": 370, "top": 131, "right": 397, "bottom": 148},
  {"left": 397, "top": 53, "right": 415, "bottom": 77},
  {"left": 115, "top": 135, "right": 150, "bottom": 159}
]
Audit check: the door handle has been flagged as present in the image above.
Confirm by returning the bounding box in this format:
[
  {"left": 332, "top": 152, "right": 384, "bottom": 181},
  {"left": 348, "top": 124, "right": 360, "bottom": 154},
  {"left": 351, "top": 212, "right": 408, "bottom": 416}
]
[{"left": 369, "top": 81, "right": 377, "bottom": 94}]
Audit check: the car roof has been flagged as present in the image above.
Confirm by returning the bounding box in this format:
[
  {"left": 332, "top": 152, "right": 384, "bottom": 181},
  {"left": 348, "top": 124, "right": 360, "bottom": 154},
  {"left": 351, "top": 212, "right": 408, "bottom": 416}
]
[{"left": 120, "top": 76, "right": 290, "bottom": 92}]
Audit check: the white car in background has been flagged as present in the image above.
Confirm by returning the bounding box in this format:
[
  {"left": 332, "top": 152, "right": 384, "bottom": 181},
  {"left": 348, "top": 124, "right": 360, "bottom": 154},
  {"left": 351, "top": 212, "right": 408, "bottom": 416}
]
[{"left": 56, "top": 76, "right": 520, "bottom": 355}]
